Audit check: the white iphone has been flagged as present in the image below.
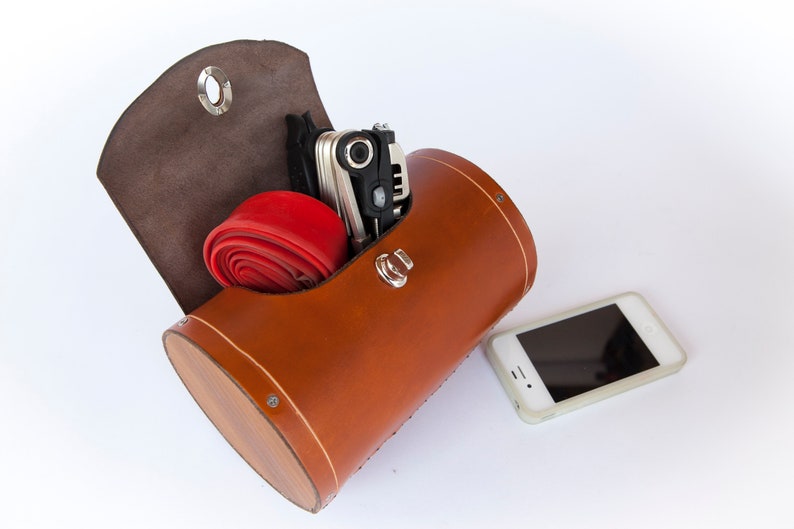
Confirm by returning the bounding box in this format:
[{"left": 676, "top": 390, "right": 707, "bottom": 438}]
[{"left": 485, "top": 292, "right": 687, "bottom": 424}]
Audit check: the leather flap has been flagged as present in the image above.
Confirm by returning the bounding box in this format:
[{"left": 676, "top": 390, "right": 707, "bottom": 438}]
[{"left": 97, "top": 40, "right": 332, "bottom": 313}]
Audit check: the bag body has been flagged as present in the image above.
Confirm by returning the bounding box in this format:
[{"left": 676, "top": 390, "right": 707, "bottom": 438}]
[{"left": 164, "top": 149, "right": 536, "bottom": 512}]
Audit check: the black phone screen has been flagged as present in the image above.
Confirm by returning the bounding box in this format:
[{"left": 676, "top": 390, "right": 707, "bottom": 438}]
[{"left": 516, "top": 304, "right": 660, "bottom": 402}]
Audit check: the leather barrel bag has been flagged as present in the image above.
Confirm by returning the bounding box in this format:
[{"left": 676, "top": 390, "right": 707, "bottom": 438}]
[{"left": 97, "top": 40, "right": 537, "bottom": 513}]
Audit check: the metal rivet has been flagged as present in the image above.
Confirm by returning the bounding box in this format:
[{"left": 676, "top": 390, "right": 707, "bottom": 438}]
[
  {"left": 495, "top": 193, "right": 505, "bottom": 203},
  {"left": 177, "top": 317, "right": 188, "bottom": 326},
  {"left": 197, "top": 66, "right": 232, "bottom": 116},
  {"left": 266, "top": 395, "right": 280, "bottom": 408}
]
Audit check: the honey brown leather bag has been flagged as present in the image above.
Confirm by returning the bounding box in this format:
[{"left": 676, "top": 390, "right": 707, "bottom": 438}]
[{"left": 98, "top": 39, "right": 537, "bottom": 512}]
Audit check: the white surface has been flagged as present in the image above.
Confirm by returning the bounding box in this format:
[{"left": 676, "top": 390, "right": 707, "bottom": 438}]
[{"left": 2, "top": 1, "right": 792, "bottom": 527}]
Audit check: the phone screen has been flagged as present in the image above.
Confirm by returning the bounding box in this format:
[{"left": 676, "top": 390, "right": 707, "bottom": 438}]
[{"left": 516, "top": 304, "right": 660, "bottom": 402}]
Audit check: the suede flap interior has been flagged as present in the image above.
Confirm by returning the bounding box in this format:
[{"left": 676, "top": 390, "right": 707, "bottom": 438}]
[{"left": 97, "top": 40, "right": 332, "bottom": 313}]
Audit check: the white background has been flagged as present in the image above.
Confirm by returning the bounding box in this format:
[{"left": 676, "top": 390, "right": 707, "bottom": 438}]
[{"left": 2, "top": 1, "right": 792, "bottom": 527}]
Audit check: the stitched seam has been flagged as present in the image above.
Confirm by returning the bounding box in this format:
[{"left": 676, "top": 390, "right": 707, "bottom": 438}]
[{"left": 413, "top": 154, "right": 531, "bottom": 292}]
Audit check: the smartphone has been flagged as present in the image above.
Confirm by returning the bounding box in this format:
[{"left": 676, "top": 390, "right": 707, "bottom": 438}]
[{"left": 485, "top": 292, "right": 687, "bottom": 424}]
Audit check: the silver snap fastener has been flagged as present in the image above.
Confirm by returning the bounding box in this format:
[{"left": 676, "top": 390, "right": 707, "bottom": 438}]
[
  {"left": 177, "top": 317, "right": 188, "bottom": 327},
  {"left": 197, "top": 66, "right": 232, "bottom": 116},
  {"left": 375, "top": 249, "right": 414, "bottom": 288},
  {"left": 266, "top": 395, "right": 280, "bottom": 408}
]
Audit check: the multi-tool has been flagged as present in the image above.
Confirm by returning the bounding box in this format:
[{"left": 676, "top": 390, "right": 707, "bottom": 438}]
[{"left": 286, "top": 112, "right": 410, "bottom": 253}]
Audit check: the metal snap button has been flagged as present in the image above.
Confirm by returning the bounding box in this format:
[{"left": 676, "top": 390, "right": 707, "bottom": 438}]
[
  {"left": 197, "top": 66, "right": 232, "bottom": 116},
  {"left": 375, "top": 249, "right": 413, "bottom": 288}
]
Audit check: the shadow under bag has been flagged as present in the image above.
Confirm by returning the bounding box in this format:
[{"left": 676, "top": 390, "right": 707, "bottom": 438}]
[{"left": 97, "top": 39, "right": 537, "bottom": 513}]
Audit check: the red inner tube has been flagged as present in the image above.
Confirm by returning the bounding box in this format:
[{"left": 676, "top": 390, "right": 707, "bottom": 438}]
[{"left": 204, "top": 191, "right": 348, "bottom": 293}]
